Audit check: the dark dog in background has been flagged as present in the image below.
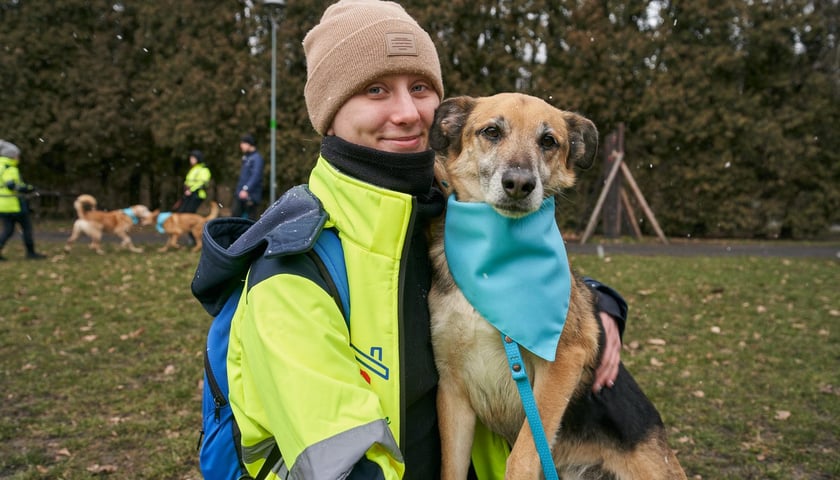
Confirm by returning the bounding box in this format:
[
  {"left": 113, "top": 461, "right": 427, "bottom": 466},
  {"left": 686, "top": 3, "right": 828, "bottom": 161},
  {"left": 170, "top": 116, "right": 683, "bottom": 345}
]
[{"left": 428, "top": 93, "right": 686, "bottom": 479}]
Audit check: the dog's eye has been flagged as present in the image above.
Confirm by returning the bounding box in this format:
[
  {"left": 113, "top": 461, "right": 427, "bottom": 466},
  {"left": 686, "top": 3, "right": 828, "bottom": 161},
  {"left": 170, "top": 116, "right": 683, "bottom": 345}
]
[
  {"left": 540, "top": 134, "right": 559, "bottom": 150},
  {"left": 479, "top": 126, "right": 501, "bottom": 141}
]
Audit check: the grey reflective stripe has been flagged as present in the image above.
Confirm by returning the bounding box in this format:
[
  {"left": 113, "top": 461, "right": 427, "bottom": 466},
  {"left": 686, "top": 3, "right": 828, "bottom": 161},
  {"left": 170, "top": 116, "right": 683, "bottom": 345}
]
[
  {"left": 242, "top": 419, "right": 400, "bottom": 480},
  {"left": 242, "top": 435, "right": 279, "bottom": 466},
  {"left": 292, "top": 419, "right": 401, "bottom": 480},
  {"left": 242, "top": 437, "right": 292, "bottom": 479}
]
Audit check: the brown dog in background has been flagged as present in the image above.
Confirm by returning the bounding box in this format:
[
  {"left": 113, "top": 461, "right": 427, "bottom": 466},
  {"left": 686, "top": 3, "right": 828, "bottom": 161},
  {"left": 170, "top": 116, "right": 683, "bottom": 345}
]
[
  {"left": 64, "top": 194, "right": 153, "bottom": 254},
  {"left": 428, "top": 93, "right": 686, "bottom": 479},
  {"left": 149, "top": 201, "right": 219, "bottom": 252}
]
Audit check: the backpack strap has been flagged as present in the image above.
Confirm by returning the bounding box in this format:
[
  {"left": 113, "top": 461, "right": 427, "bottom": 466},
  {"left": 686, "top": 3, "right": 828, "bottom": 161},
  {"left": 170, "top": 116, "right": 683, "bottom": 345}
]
[
  {"left": 256, "top": 446, "right": 282, "bottom": 480},
  {"left": 310, "top": 228, "right": 350, "bottom": 322}
]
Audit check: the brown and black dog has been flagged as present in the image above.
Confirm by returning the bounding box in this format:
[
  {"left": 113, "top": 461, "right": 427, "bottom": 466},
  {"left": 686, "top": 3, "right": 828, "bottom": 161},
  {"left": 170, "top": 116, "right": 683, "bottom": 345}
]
[
  {"left": 149, "top": 201, "right": 219, "bottom": 252},
  {"left": 65, "top": 194, "right": 153, "bottom": 254},
  {"left": 428, "top": 93, "right": 686, "bottom": 479}
]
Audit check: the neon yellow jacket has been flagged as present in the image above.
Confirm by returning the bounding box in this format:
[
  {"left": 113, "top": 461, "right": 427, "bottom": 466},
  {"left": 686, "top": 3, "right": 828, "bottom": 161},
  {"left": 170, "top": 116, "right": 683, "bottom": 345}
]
[
  {"left": 184, "top": 163, "right": 211, "bottom": 199},
  {"left": 0, "top": 156, "right": 30, "bottom": 214},
  {"left": 228, "top": 156, "right": 412, "bottom": 478},
  {"left": 205, "top": 137, "right": 510, "bottom": 479}
]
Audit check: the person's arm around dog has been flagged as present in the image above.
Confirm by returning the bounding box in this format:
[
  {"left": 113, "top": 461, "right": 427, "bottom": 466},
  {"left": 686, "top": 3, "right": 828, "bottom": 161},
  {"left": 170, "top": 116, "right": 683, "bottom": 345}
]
[{"left": 585, "top": 277, "right": 628, "bottom": 393}]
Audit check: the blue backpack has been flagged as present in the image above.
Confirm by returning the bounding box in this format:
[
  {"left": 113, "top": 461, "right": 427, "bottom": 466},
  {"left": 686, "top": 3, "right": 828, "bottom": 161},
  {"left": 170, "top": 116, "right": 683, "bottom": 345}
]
[{"left": 198, "top": 228, "right": 349, "bottom": 480}]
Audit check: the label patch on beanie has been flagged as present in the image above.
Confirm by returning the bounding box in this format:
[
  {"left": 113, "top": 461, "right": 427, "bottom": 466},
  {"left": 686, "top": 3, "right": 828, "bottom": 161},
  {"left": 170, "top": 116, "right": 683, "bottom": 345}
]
[{"left": 385, "top": 32, "right": 418, "bottom": 56}]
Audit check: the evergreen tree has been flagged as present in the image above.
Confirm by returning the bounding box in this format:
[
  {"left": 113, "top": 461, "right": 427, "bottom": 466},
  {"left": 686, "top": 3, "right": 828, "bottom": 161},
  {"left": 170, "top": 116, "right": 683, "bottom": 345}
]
[{"left": 1, "top": 0, "right": 837, "bottom": 237}]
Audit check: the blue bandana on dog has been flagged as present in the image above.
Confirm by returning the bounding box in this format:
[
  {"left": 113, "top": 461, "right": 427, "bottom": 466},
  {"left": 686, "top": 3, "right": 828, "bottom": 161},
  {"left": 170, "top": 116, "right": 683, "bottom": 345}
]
[
  {"left": 156, "top": 212, "right": 172, "bottom": 234},
  {"left": 444, "top": 195, "right": 571, "bottom": 361},
  {"left": 122, "top": 207, "right": 140, "bottom": 224}
]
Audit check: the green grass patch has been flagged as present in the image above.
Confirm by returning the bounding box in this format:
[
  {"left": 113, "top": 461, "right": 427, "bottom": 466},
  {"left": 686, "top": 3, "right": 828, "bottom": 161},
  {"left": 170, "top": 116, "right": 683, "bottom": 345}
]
[{"left": 1, "top": 237, "right": 837, "bottom": 479}]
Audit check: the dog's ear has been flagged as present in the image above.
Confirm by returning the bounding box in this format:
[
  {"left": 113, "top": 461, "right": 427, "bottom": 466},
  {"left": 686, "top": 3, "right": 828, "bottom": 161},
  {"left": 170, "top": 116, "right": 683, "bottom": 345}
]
[
  {"left": 564, "top": 113, "right": 598, "bottom": 170},
  {"left": 429, "top": 96, "right": 476, "bottom": 156}
]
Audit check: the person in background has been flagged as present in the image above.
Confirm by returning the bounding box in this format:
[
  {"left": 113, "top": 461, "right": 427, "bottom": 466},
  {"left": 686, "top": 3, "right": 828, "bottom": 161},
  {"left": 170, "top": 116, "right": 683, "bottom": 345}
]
[
  {"left": 231, "top": 134, "right": 264, "bottom": 220},
  {"left": 178, "top": 149, "right": 212, "bottom": 214},
  {"left": 193, "top": 1, "right": 628, "bottom": 478},
  {"left": 177, "top": 149, "right": 212, "bottom": 245},
  {"left": 0, "top": 140, "right": 46, "bottom": 260}
]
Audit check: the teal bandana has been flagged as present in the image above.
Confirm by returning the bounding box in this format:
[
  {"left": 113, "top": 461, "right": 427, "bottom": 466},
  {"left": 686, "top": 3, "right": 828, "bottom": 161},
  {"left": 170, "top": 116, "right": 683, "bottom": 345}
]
[
  {"left": 444, "top": 195, "right": 571, "bottom": 361},
  {"left": 122, "top": 207, "right": 140, "bottom": 224},
  {"left": 156, "top": 212, "right": 172, "bottom": 234}
]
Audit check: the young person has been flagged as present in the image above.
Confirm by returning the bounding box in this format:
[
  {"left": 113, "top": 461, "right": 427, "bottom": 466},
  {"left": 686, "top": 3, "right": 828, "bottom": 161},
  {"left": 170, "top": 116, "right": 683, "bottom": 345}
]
[{"left": 192, "top": 1, "right": 626, "bottom": 478}]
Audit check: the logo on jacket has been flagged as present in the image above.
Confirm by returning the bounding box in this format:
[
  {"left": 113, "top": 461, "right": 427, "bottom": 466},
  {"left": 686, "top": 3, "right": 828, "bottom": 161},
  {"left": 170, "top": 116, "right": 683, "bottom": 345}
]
[{"left": 352, "top": 344, "right": 389, "bottom": 382}]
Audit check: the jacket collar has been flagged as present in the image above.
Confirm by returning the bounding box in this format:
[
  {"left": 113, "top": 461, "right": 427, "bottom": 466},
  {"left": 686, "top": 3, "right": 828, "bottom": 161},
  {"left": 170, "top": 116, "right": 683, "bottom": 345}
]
[{"left": 320, "top": 136, "right": 435, "bottom": 196}]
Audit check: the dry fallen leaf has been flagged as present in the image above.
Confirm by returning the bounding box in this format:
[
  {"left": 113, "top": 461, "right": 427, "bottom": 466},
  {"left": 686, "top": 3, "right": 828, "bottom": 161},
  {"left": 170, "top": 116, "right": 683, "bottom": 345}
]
[
  {"left": 164, "top": 364, "right": 176, "bottom": 375},
  {"left": 710, "top": 326, "right": 721, "bottom": 334},
  {"left": 692, "top": 390, "right": 705, "bottom": 398},
  {"left": 120, "top": 327, "right": 145, "bottom": 340},
  {"left": 86, "top": 464, "right": 118, "bottom": 474},
  {"left": 648, "top": 338, "right": 667, "bottom": 346},
  {"left": 650, "top": 357, "right": 664, "bottom": 367},
  {"left": 775, "top": 410, "right": 791, "bottom": 420}
]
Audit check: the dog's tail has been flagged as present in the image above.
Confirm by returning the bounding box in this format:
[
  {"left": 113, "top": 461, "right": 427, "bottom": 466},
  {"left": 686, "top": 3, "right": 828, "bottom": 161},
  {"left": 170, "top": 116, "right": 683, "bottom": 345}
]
[
  {"left": 205, "top": 201, "right": 220, "bottom": 221},
  {"left": 73, "top": 194, "right": 98, "bottom": 219}
]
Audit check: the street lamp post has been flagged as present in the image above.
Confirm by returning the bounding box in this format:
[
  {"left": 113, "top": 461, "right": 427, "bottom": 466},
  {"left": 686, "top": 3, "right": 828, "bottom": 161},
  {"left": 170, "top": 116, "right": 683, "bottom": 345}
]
[{"left": 263, "top": 0, "right": 286, "bottom": 204}]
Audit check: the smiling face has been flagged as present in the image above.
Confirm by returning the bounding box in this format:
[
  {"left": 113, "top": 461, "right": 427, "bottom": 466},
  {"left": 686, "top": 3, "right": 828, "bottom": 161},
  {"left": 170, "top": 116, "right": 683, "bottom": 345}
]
[
  {"left": 430, "top": 93, "right": 598, "bottom": 217},
  {"left": 328, "top": 74, "right": 441, "bottom": 154}
]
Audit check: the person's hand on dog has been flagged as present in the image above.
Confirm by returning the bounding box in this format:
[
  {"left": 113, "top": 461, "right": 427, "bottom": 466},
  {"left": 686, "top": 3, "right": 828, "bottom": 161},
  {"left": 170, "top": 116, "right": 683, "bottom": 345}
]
[{"left": 592, "top": 311, "right": 621, "bottom": 393}]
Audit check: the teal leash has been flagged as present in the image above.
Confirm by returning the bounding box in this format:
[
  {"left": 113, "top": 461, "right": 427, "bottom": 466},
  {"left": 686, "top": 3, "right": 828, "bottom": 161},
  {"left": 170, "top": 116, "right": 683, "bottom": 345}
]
[{"left": 501, "top": 333, "right": 559, "bottom": 480}]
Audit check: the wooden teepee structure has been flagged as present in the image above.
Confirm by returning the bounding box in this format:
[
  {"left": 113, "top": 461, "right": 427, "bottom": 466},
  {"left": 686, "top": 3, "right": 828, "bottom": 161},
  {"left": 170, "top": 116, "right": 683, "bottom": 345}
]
[{"left": 580, "top": 124, "right": 668, "bottom": 244}]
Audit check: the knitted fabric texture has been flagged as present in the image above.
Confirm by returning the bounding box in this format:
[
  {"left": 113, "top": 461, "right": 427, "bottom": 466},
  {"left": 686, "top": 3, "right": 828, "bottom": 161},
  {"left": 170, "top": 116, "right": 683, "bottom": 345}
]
[
  {"left": 303, "top": 0, "right": 444, "bottom": 135},
  {"left": 0, "top": 140, "right": 20, "bottom": 159}
]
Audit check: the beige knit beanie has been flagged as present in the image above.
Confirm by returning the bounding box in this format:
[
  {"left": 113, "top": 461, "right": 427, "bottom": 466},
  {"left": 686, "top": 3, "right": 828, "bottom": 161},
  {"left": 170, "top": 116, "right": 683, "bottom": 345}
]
[{"left": 303, "top": 0, "right": 444, "bottom": 135}]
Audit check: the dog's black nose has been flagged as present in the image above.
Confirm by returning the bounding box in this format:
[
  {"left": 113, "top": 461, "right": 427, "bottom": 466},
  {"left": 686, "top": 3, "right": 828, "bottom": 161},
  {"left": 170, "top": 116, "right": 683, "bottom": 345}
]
[{"left": 502, "top": 168, "right": 536, "bottom": 199}]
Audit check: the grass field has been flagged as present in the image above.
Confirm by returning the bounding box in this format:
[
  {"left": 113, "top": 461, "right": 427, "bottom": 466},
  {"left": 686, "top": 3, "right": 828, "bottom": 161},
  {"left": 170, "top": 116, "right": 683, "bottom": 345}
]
[{"left": 1, "top": 233, "right": 838, "bottom": 479}]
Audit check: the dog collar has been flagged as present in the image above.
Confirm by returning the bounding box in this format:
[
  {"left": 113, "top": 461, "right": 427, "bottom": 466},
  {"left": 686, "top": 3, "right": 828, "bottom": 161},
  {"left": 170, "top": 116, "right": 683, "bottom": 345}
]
[
  {"left": 156, "top": 212, "right": 172, "bottom": 234},
  {"left": 444, "top": 195, "right": 571, "bottom": 361},
  {"left": 122, "top": 208, "right": 139, "bottom": 224}
]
